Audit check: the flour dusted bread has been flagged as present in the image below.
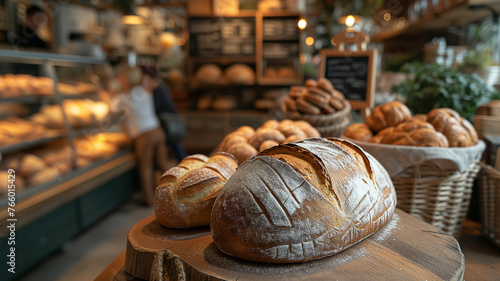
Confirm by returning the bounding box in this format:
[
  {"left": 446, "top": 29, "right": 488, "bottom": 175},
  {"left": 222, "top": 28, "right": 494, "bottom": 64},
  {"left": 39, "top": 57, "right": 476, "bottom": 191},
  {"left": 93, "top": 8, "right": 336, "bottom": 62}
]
[
  {"left": 155, "top": 153, "right": 238, "bottom": 229},
  {"left": 211, "top": 138, "right": 396, "bottom": 263}
]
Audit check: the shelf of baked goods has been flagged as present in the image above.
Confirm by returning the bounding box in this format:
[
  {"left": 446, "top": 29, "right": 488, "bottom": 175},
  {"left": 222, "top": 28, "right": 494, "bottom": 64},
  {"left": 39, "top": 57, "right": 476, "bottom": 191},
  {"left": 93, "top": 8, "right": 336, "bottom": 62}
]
[
  {"left": 371, "top": 1, "right": 500, "bottom": 42},
  {"left": 0, "top": 74, "right": 102, "bottom": 102},
  {"left": 0, "top": 98, "right": 115, "bottom": 154},
  {"left": 0, "top": 148, "right": 135, "bottom": 235}
]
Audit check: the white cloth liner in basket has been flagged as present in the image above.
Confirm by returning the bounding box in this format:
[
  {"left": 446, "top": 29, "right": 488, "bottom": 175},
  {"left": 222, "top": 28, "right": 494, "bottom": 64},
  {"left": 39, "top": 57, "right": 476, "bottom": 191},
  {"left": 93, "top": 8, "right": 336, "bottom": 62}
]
[{"left": 344, "top": 138, "right": 486, "bottom": 177}]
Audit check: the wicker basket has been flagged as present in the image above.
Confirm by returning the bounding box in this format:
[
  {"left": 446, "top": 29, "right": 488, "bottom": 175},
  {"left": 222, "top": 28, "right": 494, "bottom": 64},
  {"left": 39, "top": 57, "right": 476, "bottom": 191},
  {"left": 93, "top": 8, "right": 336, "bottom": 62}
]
[
  {"left": 392, "top": 160, "right": 480, "bottom": 237},
  {"left": 479, "top": 162, "right": 500, "bottom": 248},
  {"left": 350, "top": 140, "right": 485, "bottom": 238},
  {"left": 284, "top": 101, "right": 351, "bottom": 137}
]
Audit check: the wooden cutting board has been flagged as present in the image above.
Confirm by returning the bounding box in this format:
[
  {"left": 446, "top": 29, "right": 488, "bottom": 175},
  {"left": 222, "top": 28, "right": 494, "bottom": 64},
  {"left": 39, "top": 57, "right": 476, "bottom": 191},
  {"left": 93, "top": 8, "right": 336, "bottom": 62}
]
[{"left": 125, "top": 209, "right": 464, "bottom": 281}]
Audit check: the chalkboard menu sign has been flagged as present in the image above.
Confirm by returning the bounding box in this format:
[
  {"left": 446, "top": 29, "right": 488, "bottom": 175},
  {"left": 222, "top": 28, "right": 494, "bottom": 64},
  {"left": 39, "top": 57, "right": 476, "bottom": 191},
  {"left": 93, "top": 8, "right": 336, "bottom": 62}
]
[
  {"left": 318, "top": 49, "right": 377, "bottom": 110},
  {"left": 189, "top": 17, "right": 255, "bottom": 57}
]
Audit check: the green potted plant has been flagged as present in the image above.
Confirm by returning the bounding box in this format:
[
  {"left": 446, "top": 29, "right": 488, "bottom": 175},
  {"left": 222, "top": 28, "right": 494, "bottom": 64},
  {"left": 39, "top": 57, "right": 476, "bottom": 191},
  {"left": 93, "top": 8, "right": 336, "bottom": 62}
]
[{"left": 392, "top": 63, "right": 500, "bottom": 122}]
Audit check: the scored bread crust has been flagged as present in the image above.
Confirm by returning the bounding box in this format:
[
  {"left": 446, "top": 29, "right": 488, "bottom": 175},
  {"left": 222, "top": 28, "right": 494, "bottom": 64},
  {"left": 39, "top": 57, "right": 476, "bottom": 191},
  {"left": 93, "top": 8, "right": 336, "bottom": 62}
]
[
  {"left": 210, "top": 138, "right": 396, "bottom": 263},
  {"left": 155, "top": 153, "right": 238, "bottom": 229}
]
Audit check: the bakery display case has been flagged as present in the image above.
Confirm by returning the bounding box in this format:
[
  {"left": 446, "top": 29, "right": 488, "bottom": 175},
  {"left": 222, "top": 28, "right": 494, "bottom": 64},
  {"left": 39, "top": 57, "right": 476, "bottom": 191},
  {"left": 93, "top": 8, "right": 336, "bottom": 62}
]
[{"left": 0, "top": 50, "right": 136, "bottom": 279}]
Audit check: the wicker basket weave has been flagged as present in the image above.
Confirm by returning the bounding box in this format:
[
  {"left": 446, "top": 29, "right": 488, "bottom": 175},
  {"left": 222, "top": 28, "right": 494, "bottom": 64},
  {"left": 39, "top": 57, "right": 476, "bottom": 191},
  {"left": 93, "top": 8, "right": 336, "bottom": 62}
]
[
  {"left": 392, "top": 160, "right": 481, "bottom": 238},
  {"left": 284, "top": 101, "right": 351, "bottom": 137},
  {"left": 479, "top": 162, "right": 500, "bottom": 248}
]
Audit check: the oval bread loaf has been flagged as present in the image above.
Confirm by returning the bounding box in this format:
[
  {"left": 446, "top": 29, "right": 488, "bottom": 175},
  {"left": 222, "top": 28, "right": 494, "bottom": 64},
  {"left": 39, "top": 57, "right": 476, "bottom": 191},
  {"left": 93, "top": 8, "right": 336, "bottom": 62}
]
[
  {"left": 155, "top": 153, "right": 238, "bottom": 229},
  {"left": 211, "top": 138, "right": 396, "bottom": 263}
]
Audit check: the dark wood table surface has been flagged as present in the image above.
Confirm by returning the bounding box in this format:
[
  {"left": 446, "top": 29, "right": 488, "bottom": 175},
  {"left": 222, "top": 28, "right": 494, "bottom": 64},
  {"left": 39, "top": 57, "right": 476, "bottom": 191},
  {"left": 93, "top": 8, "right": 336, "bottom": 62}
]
[{"left": 95, "top": 208, "right": 474, "bottom": 281}]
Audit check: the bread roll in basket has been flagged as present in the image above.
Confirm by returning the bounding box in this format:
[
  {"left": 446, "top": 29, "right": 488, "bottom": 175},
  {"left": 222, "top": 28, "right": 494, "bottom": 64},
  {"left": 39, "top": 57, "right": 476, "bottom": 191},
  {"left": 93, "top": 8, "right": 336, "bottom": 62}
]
[{"left": 211, "top": 137, "right": 397, "bottom": 263}]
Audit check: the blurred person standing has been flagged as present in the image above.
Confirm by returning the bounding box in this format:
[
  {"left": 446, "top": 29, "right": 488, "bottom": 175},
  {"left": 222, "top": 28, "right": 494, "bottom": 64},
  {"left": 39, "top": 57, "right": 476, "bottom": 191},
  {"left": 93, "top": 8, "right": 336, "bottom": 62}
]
[
  {"left": 113, "top": 65, "right": 170, "bottom": 206},
  {"left": 15, "top": 5, "right": 49, "bottom": 49}
]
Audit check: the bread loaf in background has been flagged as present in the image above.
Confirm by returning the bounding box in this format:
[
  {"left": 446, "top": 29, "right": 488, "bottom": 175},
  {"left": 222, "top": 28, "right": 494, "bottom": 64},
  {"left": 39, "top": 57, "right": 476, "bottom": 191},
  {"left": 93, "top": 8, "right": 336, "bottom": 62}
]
[
  {"left": 366, "top": 101, "right": 412, "bottom": 132},
  {"left": 344, "top": 102, "right": 478, "bottom": 148},
  {"left": 377, "top": 119, "right": 449, "bottom": 147},
  {"left": 218, "top": 119, "right": 320, "bottom": 164},
  {"left": 427, "top": 108, "right": 478, "bottom": 147},
  {"left": 344, "top": 123, "right": 373, "bottom": 142},
  {"left": 155, "top": 153, "right": 238, "bottom": 229},
  {"left": 283, "top": 78, "right": 346, "bottom": 116},
  {"left": 211, "top": 138, "right": 396, "bottom": 263}
]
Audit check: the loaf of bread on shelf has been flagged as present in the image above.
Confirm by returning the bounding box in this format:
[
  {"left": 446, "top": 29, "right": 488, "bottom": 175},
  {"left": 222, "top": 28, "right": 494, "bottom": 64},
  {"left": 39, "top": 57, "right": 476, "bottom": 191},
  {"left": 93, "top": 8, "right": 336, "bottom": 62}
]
[
  {"left": 1, "top": 153, "right": 47, "bottom": 178},
  {"left": 344, "top": 123, "right": 373, "bottom": 142},
  {"left": 75, "top": 137, "right": 119, "bottom": 160},
  {"left": 224, "top": 64, "right": 255, "bottom": 85},
  {"left": 93, "top": 132, "right": 130, "bottom": 148},
  {"left": 211, "top": 138, "right": 396, "bottom": 263},
  {"left": 377, "top": 119, "right": 449, "bottom": 147},
  {"left": 27, "top": 166, "right": 60, "bottom": 187},
  {"left": 195, "top": 64, "right": 222, "bottom": 85},
  {"left": 366, "top": 101, "right": 412, "bottom": 132},
  {"left": 427, "top": 108, "right": 478, "bottom": 147},
  {"left": 0, "top": 170, "right": 25, "bottom": 196},
  {"left": 155, "top": 153, "right": 238, "bottom": 229}
]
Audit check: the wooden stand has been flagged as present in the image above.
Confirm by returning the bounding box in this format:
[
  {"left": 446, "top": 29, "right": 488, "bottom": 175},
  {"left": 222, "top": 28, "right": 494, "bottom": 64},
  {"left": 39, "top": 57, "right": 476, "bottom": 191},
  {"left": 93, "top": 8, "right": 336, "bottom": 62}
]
[{"left": 123, "top": 209, "right": 464, "bottom": 281}]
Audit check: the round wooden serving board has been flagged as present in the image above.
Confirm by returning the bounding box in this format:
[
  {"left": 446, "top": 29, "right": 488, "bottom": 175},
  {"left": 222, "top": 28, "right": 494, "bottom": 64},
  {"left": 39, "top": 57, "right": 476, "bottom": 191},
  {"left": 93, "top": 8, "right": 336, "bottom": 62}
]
[{"left": 125, "top": 209, "right": 464, "bottom": 281}]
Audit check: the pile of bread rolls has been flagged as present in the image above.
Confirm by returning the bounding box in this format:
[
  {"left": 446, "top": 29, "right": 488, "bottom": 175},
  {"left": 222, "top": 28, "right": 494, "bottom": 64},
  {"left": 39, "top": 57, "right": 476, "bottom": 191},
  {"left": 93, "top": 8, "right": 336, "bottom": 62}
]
[
  {"left": 0, "top": 132, "right": 130, "bottom": 198},
  {"left": 0, "top": 74, "right": 54, "bottom": 97},
  {"left": 0, "top": 74, "right": 98, "bottom": 98},
  {"left": 194, "top": 63, "right": 255, "bottom": 86},
  {"left": 75, "top": 132, "right": 130, "bottom": 163},
  {"left": 218, "top": 119, "right": 320, "bottom": 164},
  {"left": 0, "top": 116, "right": 49, "bottom": 147},
  {"left": 31, "top": 99, "right": 109, "bottom": 128},
  {"left": 344, "top": 101, "right": 478, "bottom": 147},
  {"left": 283, "top": 78, "right": 346, "bottom": 116}
]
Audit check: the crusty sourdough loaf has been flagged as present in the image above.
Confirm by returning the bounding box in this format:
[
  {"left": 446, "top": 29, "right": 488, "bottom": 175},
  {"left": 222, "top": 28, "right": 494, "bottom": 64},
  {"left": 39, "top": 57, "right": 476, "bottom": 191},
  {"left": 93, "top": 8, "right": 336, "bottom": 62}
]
[
  {"left": 427, "top": 108, "right": 478, "bottom": 147},
  {"left": 155, "top": 153, "right": 238, "bottom": 229},
  {"left": 211, "top": 138, "right": 396, "bottom": 263},
  {"left": 365, "top": 101, "right": 412, "bottom": 132}
]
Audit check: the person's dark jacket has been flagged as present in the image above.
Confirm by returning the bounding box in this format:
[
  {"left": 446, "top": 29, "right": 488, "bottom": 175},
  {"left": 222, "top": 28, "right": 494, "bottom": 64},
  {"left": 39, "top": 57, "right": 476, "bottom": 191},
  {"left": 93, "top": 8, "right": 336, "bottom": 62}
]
[
  {"left": 153, "top": 83, "right": 177, "bottom": 114},
  {"left": 14, "top": 25, "right": 49, "bottom": 49}
]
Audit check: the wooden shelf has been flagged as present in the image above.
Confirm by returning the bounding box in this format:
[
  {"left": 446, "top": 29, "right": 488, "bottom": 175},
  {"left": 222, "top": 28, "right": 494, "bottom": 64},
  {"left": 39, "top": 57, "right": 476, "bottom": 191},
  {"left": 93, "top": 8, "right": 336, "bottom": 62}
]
[
  {"left": 0, "top": 132, "right": 64, "bottom": 155},
  {"left": 137, "top": 1, "right": 186, "bottom": 8},
  {"left": 372, "top": 2, "right": 500, "bottom": 42}
]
